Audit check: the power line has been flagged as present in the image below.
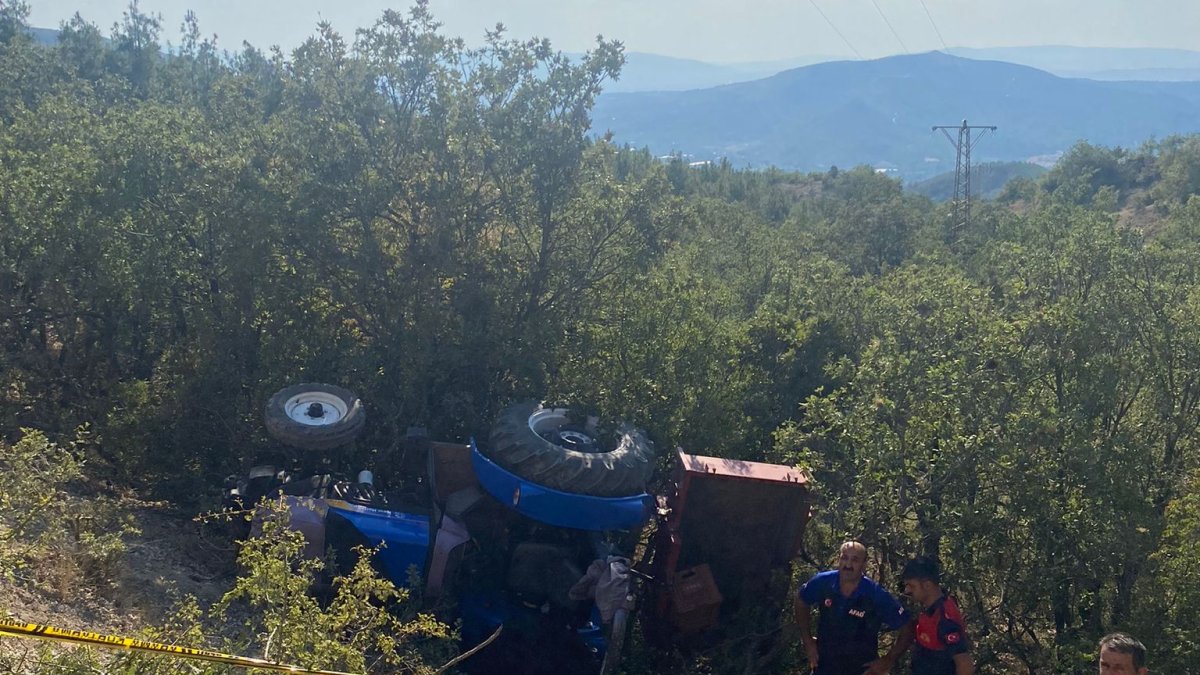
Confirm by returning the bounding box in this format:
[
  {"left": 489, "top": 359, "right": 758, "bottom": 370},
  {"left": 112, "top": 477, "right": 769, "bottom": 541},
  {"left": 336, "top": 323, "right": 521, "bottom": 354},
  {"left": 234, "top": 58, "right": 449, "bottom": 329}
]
[
  {"left": 916, "top": 0, "right": 949, "bottom": 50},
  {"left": 808, "top": 0, "right": 863, "bottom": 59},
  {"left": 870, "top": 0, "right": 910, "bottom": 54}
]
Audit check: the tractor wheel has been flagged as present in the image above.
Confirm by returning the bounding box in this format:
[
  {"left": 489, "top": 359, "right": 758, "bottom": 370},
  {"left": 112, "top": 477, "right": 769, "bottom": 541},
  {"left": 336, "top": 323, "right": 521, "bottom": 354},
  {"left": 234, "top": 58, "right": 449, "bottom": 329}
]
[
  {"left": 264, "top": 383, "right": 365, "bottom": 451},
  {"left": 486, "top": 402, "right": 654, "bottom": 497}
]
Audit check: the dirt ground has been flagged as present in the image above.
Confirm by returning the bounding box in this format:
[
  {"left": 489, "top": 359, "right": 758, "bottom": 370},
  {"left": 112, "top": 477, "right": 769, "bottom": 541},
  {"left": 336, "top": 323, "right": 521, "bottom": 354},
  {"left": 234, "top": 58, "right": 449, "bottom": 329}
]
[{"left": 1, "top": 496, "right": 236, "bottom": 647}]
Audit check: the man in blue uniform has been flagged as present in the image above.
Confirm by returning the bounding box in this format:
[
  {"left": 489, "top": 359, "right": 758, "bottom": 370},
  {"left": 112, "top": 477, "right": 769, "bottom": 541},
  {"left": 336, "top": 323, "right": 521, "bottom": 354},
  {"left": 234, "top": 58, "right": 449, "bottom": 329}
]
[
  {"left": 796, "top": 541, "right": 914, "bottom": 675},
  {"left": 902, "top": 557, "right": 974, "bottom": 675}
]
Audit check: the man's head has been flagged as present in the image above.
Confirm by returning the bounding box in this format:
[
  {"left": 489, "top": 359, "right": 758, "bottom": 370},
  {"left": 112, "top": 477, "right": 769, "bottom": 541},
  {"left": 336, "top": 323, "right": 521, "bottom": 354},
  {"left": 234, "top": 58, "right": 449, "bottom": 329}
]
[
  {"left": 837, "top": 541, "right": 868, "bottom": 585},
  {"left": 902, "top": 556, "right": 943, "bottom": 608},
  {"left": 1098, "top": 633, "right": 1147, "bottom": 675}
]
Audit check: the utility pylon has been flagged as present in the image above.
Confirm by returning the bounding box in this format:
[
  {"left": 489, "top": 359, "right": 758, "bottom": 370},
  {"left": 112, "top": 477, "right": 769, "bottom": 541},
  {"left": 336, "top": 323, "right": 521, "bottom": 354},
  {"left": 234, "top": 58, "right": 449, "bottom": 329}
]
[{"left": 932, "top": 120, "right": 997, "bottom": 233}]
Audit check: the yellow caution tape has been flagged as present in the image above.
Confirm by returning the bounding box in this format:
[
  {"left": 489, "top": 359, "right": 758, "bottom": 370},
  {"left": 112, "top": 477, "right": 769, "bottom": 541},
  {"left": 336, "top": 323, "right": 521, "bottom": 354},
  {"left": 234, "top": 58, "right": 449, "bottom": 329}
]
[{"left": 0, "top": 617, "right": 361, "bottom": 674}]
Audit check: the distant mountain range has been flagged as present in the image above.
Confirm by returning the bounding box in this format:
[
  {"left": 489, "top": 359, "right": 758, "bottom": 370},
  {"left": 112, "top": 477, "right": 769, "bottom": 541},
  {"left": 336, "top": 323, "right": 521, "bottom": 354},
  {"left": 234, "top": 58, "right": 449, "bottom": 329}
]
[
  {"left": 602, "top": 53, "right": 838, "bottom": 93},
  {"left": 603, "top": 46, "right": 1200, "bottom": 94},
  {"left": 592, "top": 52, "right": 1200, "bottom": 179},
  {"left": 947, "top": 46, "right": 1200, "bottom": 81},
  {"left": 29, "top": 27, "right": 59, "bottom": 45}
]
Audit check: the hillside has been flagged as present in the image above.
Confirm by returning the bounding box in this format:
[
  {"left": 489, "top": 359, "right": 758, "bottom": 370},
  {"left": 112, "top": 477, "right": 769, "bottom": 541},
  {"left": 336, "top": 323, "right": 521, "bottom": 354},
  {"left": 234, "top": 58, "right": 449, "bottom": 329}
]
[
  {"left": 601, "top": 52, "right": 833, "bottom": 93},
  {"left": 592, "top": 52, "right": 1200, "bottom": 179},
  {"left": 28, "top": 26, "right": 58, "bottom": 45},
  {"left": 948, "top": 45, "right": 1200, "bottom": 80},
  {"left": 908, "top": 161, "right": 1047, "bottom": 201}
]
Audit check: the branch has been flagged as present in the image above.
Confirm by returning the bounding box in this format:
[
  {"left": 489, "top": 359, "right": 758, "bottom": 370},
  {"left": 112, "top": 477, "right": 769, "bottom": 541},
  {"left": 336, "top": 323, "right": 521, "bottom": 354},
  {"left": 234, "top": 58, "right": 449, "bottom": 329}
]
[{"left": 434, "top": 624, "right": 502, "bottom": 674}]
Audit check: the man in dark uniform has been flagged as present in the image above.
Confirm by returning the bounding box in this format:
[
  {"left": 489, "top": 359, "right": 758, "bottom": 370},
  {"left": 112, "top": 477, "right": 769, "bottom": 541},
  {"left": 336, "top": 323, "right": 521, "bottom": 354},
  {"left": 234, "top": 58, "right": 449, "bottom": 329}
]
[
  {"left": 796, "top": 541, "right": 914, "bottom": 675},
  {"left": 902, "top": 557, "right": 974, "bottom": 675}
]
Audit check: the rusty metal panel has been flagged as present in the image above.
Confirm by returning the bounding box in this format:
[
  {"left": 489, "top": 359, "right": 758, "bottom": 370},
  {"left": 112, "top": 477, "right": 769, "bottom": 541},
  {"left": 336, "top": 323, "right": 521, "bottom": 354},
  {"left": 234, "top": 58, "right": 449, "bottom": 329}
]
[{"left": 678, "top": 451, "right": 810, "bottom": 485}]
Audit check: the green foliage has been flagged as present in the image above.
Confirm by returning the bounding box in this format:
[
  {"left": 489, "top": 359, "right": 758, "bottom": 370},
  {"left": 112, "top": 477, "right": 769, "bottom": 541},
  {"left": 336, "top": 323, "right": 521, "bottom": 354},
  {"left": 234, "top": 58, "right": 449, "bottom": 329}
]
[
  {"left": 1, "top": 499, "right": 454, "bottom": 674},
  {"left": 1042, "top": 141, "right": 1153, "bottom": 206},
  {"left": 208, "top": 508, "right": 447, "bottom": 672},
  {"left": 910, "top": 161, "right": 1047, "bottom": 203},
  {"left": 1150, "top": 135, "right": 1200, "bottom": 207},
  {"left": 1133, "top": 472, "right": 1200, "bottom": 672},
  {"left": 783, "top": 195, "right": 1200, "bottom": 672},
  {"left": 0, "top": 429, "right": 138, "bottom": 598}
]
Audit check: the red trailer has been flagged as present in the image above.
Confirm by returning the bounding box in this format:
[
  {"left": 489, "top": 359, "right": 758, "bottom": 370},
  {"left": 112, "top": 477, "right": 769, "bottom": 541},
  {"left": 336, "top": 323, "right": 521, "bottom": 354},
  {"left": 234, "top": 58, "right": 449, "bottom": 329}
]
[{"left": 650, "top": 448, "right": 812, "bottom": 635}]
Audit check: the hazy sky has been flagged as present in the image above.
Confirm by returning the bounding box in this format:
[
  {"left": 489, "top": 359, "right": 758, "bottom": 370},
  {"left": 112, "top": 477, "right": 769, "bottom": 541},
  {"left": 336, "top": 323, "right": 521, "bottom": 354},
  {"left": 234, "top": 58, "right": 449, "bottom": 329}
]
[{"left": 24, "top": 0, "right": 1200, "bottom": 63}]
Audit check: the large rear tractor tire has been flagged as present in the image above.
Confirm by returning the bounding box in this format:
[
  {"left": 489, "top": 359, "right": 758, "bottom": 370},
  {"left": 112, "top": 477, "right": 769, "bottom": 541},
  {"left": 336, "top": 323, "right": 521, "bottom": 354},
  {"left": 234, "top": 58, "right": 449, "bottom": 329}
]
[
  {"left": 485, "top": 402, "right": 654, "bottom": 497},
  {"left": 264, "top": 383, "right": 365, "bottom": 451}
]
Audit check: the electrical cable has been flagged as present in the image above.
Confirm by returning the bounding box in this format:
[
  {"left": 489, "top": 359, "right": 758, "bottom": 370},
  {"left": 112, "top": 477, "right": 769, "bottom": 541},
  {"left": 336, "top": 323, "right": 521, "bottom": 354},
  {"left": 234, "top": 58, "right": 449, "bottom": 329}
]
[
  {"left": 808, "top": 0, "right": 863, "bottom": 59},
  {"left": 916, "top": 0, "right": 949, "bottom": 50},
  {"left": 870, "top": 0, "right": 910, "bottom": 54}
]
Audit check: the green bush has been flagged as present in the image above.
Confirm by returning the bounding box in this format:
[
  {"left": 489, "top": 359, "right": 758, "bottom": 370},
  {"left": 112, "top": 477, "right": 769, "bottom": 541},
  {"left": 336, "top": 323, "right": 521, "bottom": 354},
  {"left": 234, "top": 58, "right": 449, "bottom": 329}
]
[
  {"left": 0, "top": 428, "right": 138, "bottom": 598},
  {"left": 1, "top": 498, "right": 455, "bottom": 674}
]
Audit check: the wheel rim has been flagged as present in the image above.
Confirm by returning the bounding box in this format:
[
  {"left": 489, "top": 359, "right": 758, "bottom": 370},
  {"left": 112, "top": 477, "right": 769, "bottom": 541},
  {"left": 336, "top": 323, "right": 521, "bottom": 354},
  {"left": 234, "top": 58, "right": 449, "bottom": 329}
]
[
  {"left": 283, "top": 391, "right": 350, "bottom": 426},
  {"left": 529, "top": 408, "right": 603, "bottom": 453}
]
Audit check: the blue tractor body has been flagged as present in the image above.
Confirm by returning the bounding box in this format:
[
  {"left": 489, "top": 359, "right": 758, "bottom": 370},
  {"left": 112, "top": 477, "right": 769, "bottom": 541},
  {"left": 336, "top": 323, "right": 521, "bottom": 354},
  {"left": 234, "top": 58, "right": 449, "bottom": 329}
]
[
  {"left": 235, "top": 438, "right": 650, "bottom": 674},
  {"left": 315, "top": 442, "right": 650, "bottom": 588},
  {"left": 323, "top": 500, "right": 432, "bottom": 585}
]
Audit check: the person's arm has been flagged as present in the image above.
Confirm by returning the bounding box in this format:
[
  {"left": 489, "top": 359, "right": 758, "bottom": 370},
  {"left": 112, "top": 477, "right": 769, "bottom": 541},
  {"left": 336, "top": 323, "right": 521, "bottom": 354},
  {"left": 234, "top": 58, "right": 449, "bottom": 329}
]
[
  {"left": 938, "top": 596, "right": 972, "bottom": 675},
  {"left": 862, "top": 583, "right": 915, "bottom": 675},
  {"left": 794, "top": 597, "right": 819, "bottom": 670},
  {"left": 862, "top": 619, "right": 914, "bottom": 675},
  {"left": 953, "top": 652, "right": 975, "bottom": 675}
]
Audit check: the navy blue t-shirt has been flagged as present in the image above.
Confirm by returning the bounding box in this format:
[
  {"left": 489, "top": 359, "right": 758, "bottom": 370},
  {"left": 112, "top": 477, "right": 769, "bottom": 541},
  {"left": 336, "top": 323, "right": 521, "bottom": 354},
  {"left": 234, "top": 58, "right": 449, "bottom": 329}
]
[{"left": 799, "top": 571, "right": 911, "bottom": 675}]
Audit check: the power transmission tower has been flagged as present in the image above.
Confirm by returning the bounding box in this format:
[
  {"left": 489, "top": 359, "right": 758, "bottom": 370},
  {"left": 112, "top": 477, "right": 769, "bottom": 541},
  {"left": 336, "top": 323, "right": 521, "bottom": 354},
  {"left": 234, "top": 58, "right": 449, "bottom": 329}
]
[{"left": 932, "top": 120, "right": 997, "bottom": 233}]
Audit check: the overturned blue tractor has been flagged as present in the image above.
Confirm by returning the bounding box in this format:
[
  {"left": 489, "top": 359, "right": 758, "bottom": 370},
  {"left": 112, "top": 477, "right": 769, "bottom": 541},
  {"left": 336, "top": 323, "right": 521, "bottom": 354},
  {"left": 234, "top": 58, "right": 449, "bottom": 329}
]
[{"left": 225, "top": 384, "right": 656, "bottom": 674}]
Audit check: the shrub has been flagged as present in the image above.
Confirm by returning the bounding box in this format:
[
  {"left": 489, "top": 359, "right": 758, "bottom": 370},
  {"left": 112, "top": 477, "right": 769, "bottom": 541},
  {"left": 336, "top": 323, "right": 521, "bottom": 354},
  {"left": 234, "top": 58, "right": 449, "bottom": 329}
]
[{"left": 0, "top": 428, "right": 138, "bottom": 598}]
